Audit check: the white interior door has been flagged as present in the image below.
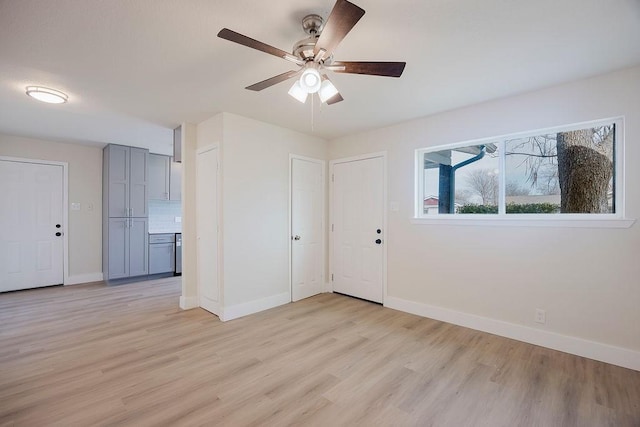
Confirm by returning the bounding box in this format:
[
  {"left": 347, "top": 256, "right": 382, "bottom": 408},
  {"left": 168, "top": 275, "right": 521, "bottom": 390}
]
[
  {"left": 0, "top": 160, "right": 64, "bottom": 292},
  {"left": 332, "top": 155, "right": 385, "bottom": 303},
  {"left": 196, "top": 146, "right": 219, "bottom": 315},
  {"left": 291, "top": 157, "right": 324, "bottom": 302}
]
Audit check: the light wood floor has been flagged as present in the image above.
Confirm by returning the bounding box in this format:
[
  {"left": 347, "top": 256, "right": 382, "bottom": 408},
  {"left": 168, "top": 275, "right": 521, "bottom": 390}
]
[{"left": 1, "top": 278, "right": 639, "bottom": 426}]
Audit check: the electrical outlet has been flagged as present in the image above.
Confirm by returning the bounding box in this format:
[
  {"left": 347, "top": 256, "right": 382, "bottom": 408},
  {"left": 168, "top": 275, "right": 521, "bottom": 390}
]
[{"left": 535, "top": 308, "right": 546, "bottom": 324}]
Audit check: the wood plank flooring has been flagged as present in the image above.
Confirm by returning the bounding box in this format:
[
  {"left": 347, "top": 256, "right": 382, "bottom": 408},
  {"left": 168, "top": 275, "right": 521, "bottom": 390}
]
[{"left": 1, "top": 277, "right": 639, "bottom": 426}]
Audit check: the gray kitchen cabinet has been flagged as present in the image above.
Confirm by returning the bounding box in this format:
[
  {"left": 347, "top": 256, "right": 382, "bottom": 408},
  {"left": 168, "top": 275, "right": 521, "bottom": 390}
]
[
  {"left": 149, "top": 233, "right": 175, "bottom": 274},
  {"left": 129, "top": 218, "right": 149, "bottom": 277},
  {"left": 107, "top": 218, "right": 149, "bottom": 279},
  {"left": 107, "top": 218, "right": 128, "bottom": 279},
  {"left": 149, "top": 154, "right": 170, "bottom": 200},
  {"left": 103, "top": 144, "right": 149, "bottom": 282},
  {"left": 149, "top": 153, "right": 181, "bottom": 201},
  {"left": 130, "top": 148, "right": 149, "bottom": 217},
  {"left": 169, "top": 160, "right": 181, "bottom": 201},
  {"left": 104, "top": 144, "right": 149, "bottom": 217}
]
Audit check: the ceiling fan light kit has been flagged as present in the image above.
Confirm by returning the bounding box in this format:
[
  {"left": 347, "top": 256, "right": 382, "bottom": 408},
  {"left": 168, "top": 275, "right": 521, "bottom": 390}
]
[
  {"left": 318, "top": 78, "right": 339, "bottom": 103},
  {"left": 217, "top": 0, "right": 405, "bottom": 106},
  {"left": 300, "top": 65, "right": 322, "bottom": 93},
  {"left": 25, "top": 86, "right": 68, "bottom": 104},
  {"left": 288, "top": 81, "right": 309, "bottom": 103}
]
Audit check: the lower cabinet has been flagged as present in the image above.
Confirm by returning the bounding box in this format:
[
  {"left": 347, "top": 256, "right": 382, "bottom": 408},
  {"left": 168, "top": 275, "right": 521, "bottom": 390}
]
[
  {"left": 105, "top": 217, "right": 149, "bottom": 280},
  {"left": 149, "top": 234, "right": 175, "bottom": 274}
]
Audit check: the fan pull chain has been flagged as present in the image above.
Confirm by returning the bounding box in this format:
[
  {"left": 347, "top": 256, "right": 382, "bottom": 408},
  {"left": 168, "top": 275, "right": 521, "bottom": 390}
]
[{"left": 311, "top": 93, "right": 315, "bottom": 132}]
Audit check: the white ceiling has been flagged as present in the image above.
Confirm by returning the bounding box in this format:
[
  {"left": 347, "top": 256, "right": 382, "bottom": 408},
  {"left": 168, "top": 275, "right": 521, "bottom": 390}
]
[{"left": 1, "top": 0, "right": 639, "bottom": 155}]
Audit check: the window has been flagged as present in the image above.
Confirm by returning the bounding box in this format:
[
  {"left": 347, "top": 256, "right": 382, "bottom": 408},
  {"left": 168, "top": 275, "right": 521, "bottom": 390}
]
[{"left": 415, "top": 118, "right": 628, "bottom": 225}]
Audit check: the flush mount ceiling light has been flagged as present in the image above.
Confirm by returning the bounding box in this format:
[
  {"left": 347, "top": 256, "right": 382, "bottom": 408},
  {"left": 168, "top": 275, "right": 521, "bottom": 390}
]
[{"left": 25, "top": 86, "right": 68, "bottom": 104}]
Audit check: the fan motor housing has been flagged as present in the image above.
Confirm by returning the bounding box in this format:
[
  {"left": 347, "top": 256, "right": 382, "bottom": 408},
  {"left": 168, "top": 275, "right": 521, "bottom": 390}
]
[
  {"left": 293, "top": 14, "right": 325, "bottom": 61},
  {"left": 302, "top": 14, "right": 323, "bottom": 35},
  {"left": 293, "top": 36, "right": 318, "bottom": 61}
]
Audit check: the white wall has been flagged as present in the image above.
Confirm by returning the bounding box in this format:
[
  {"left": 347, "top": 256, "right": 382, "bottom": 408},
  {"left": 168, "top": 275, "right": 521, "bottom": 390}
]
[
  {"left": 329, "top": 66, "right": 640, "bottom": 368},
  {"left": 190, "top": 113, "right": 327, "bottom": 318},
  {"left": 181, "top": 122, "right": 200, "bottom": 309},
  {"left": 0, "top": 134, "right": 103, "bottom": 283}
]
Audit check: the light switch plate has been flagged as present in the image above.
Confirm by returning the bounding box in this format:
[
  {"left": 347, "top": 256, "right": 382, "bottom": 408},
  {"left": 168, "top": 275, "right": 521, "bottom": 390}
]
[
  {"left": 71, "top": 202, "right": 81, "bottom": 211},
  {"left": 175, "top": 216, "right": 182, "bottom": 223}
]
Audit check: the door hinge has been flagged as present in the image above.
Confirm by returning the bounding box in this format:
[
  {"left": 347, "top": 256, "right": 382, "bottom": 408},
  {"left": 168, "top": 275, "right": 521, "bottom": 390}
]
[
  {"left": 331, "top": 274, "right": 334, "bottom": 281},
  {"left": 331, "top": 173, "right": 334, "bottom": 182},
  {"left": 331, "top": 224, "right": 334, "bottom": 232}
]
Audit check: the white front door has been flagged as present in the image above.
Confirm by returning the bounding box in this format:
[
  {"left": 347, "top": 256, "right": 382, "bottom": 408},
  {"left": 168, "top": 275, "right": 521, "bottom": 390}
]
[
  {"left": 291, "top": 157, "right": 324, "bottom": 302},
  {"left": 331, "top": 155, "right": 385, "bottom": 303},
  {"left": 196, "top": 146, "right": 219, "bottom": 315},
  {"left": 0, "top": 160, "right": 64, "bottom": 292}
]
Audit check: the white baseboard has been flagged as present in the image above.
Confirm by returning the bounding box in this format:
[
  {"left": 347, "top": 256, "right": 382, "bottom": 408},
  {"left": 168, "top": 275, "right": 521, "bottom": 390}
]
[
  {"left": 221, "top": 291, "right": 290, "bottom": 322},
  {"left": 179, "top": 295, "right": 199, "bottom": 310},
  {"left": 384, "top": 296, "right": 640, "bottom": 372},
  {"left": 199, "top": 297, "right": 220, "bottom": 318},
  {"left": 65, "top": 272, "right": 103, "bottom": 285}
]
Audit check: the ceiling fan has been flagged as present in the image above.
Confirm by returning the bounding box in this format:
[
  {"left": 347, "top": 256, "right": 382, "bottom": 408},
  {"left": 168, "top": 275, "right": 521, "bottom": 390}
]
[{"left": 217, "top": 0, "right": 406, "bottom": 105}]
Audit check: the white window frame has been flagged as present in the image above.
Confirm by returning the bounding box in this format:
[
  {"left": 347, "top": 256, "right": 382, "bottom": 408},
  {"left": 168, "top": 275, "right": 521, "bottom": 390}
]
[{"left": 412, "top": 117, "right": 635, "bottom": 228}]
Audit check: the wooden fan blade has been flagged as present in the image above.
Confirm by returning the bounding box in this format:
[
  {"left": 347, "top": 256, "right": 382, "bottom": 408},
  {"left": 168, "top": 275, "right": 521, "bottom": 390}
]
[
  {"left": 218, "top": 28, "right": 304, "bottom": 65},
  {"left": 327, "top": 61, "right": 406, "bottom": 77},
  {"left": 326, "top": 93, "right": 344, "bottom": 105},
  {"left": 245, "top": 70, "right": 301, "bottom": 91},
  {"left": 313, "top": 0, "right": 365, "bottom": 60}
]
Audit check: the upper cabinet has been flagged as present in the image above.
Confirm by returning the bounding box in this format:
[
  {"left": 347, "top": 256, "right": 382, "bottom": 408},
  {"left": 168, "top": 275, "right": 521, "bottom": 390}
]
[
  {"left": 169, "top": 161, "right": 181, "bottom": 201},
  {"left": 149, "top": 153, "right": 181, "bottom": 201},
  {"left": 149, "top": 154, "right": 170, "bottom": 200},
  {"left": 173, "top": 126, "right": 182, "bottom": 163},
  {"left": 103, "top": 144, "right": 149, "bottom": 217}
]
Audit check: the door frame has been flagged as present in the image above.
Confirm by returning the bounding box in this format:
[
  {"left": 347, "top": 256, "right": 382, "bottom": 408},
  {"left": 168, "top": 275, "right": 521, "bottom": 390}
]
[
  {"left": 0, "top": 156, "right": 69, "bottom": 286},
  {"left": 289, "top": 154, "right": 326, "bottom": 301},
  {"left": 329, "top": 151, "right": 388, "bottom": 303},
  {"left": 195, "top": 144, "right": 222, "bottom": 316}
]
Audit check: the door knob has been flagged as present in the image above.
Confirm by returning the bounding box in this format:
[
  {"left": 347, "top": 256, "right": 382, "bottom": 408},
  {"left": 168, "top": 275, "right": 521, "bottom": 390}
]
[
  {"left": 55, "top": 232, "right": 62, "bottom": 237},
  {"left": 375, "top": 238, "right": 382, "bottom": 244},
  {"left": 56, "top": 224, "right": 61, "bottom": 228},
  {"left": 376, "top": 229, "right": 381, "bottom": 234},
  {"left": 293, "top": 235, "right": 301, "bottom": 241}
]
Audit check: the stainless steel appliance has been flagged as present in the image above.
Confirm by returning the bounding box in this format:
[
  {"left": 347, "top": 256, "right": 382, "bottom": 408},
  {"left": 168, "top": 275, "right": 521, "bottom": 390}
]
[{"left": 175, "top": 233, "right": 182, "bottom": 275}]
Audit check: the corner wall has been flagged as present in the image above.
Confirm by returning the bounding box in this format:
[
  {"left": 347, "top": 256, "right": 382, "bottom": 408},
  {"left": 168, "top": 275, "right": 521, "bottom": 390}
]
[
  {"left": 328, "top": 66, "right": 640, "bottom": 369},
  {"left": 0, "top": 134, "right": 103, "bottom": 283},
  {"left": 180, "top": 122, "right": 200, "bottom": 309},
  {"left": 187, "top": 113, "right": 328, "bottom": 319}
]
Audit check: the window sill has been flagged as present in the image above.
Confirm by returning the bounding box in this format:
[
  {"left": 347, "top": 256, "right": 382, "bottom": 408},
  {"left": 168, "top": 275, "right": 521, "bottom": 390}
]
[{"left": 410, "top": 216, "right": 636, "bottom": 228}]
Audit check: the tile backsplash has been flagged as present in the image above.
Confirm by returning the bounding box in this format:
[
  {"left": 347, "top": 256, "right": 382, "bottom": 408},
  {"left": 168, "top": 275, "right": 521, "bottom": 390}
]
[{"left": 149, "top": 200, "right": 182, "bottom": 233}]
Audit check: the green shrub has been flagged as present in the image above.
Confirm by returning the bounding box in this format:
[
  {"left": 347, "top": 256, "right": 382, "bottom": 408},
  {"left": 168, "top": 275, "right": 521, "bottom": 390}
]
[
  {"left": 457, "top": 203, "right": 559, "bottom": 214},
  {"left": 506, "top": 203, "right": 559, "bottom": 214},
  {"left": 457, "top": 204, "right": 498, "bottom": 214}
]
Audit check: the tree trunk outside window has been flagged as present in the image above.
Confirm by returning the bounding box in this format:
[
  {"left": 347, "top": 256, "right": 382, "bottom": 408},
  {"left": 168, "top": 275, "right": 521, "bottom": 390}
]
[{"left": 556, "top": 129, "right": 613, "bottom": 213}]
